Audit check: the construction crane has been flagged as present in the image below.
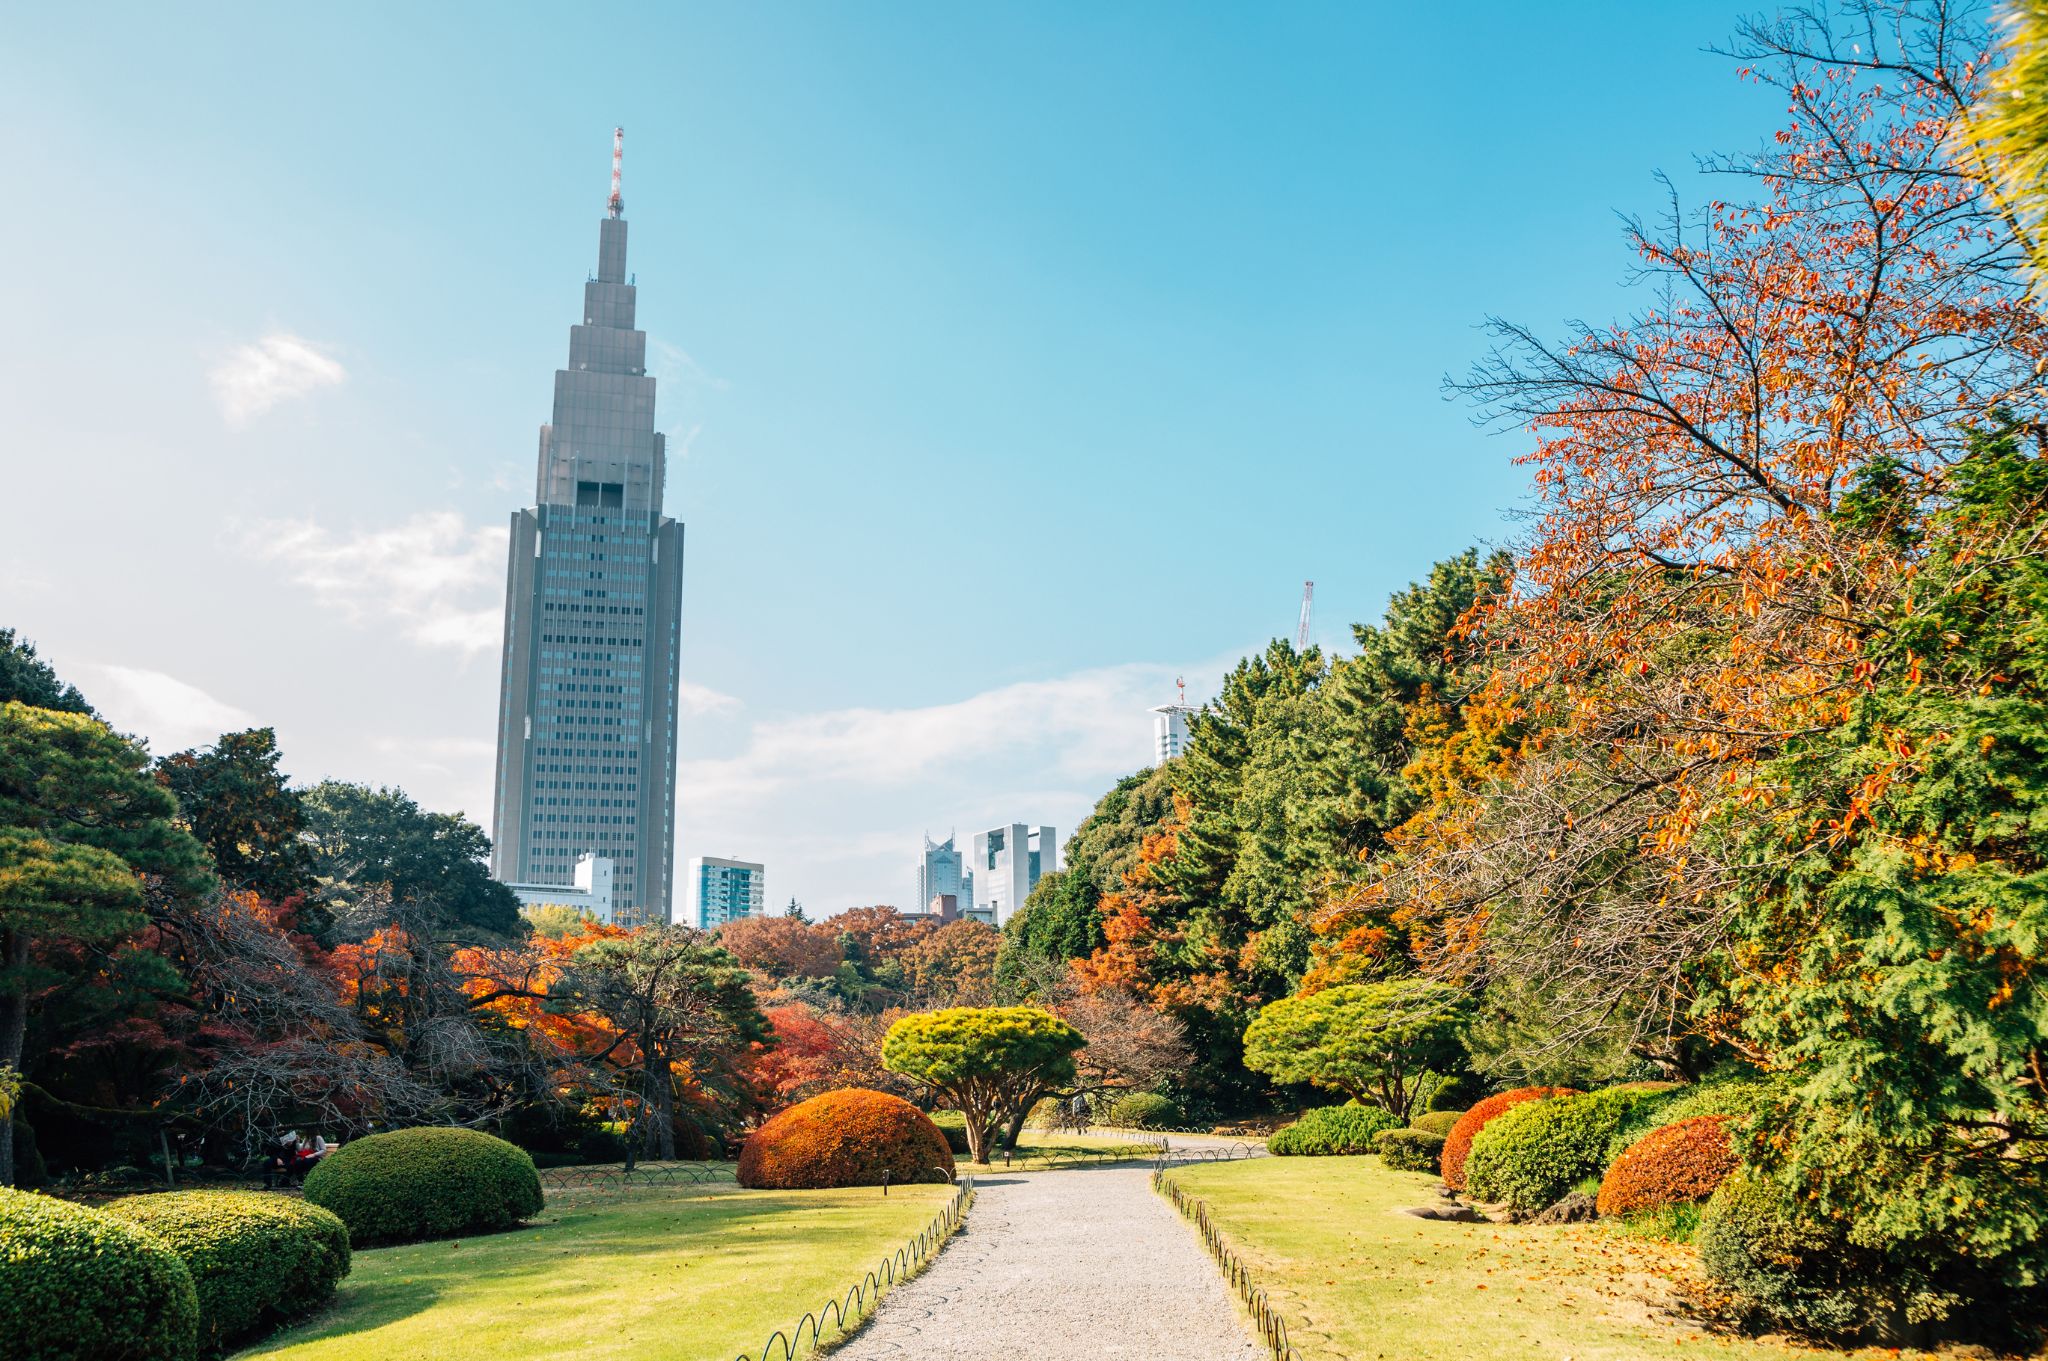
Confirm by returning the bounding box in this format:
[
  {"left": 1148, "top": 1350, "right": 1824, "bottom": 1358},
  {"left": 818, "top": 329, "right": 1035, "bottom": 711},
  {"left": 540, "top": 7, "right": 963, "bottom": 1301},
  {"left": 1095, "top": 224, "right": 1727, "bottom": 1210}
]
[{"left": 1296, "top": 581, "right": 1315, "bottom": 651}]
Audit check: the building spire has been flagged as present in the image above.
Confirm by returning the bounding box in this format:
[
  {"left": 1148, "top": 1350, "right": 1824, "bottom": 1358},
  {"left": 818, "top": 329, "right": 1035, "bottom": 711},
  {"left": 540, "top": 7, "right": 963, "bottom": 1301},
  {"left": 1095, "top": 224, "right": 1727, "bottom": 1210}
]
[{"left": 607, "top": 127, "right": 625, "bottom": 219}]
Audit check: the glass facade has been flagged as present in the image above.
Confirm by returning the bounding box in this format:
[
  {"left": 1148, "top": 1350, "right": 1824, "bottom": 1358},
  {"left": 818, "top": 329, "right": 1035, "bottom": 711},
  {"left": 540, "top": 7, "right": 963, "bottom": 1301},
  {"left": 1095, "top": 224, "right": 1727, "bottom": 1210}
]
[{"left": 492, "top": 193, "right": 685, "bottom": 927}]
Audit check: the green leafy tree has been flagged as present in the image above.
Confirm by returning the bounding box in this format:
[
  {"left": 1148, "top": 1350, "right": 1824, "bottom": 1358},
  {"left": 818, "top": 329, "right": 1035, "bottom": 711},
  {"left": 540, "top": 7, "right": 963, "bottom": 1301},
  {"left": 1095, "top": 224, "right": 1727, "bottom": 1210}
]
[
  {"left": 301, "top": 781, "right": 521, "bottom": 939},
  {"left": 1700, "top": 423, "right": 2048, "bottom": 1303},
  {"left": 0, "top": 702, "right": 209, "bottom": 1184},
  {"left": 0, "top": 630, "right": 92, "bottom": 715},
  {"left": 563, "top": 928, "right": 768, "bottom": 1166},
  {"left": 156, "top": 728, "right": 320, "bottom": 924},
  {"left": 881, "top": 1006, "right": 1084, "bottom": 1163},
  {"left": 1241, "top": 978, "right": 1468, "bottom": 1120}
]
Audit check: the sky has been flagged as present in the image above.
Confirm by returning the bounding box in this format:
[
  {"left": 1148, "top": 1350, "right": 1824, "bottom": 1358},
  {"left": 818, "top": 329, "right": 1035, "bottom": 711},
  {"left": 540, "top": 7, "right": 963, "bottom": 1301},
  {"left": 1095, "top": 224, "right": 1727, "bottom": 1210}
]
[{"left": 0, "top": 1, "right": 1782, "bottom": 918}]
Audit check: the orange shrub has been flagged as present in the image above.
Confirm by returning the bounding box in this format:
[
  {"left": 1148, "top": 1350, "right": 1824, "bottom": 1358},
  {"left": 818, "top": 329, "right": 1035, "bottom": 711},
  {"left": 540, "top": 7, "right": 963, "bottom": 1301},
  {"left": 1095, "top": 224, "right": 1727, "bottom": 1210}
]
[
  {"left": 1595, "top": 1114, "right": 1738, "bottom": 1217},
  {"left": 1440, "top": 1086, "right": 1575, "bottom": 1191},
  {"left": 737, "top": 1088, "right": 955, "bottom": 1189}
]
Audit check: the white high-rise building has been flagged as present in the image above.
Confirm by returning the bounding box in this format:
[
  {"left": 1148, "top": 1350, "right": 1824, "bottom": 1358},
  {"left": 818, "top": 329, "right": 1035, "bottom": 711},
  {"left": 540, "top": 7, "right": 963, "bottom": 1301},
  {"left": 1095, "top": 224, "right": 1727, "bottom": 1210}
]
[
  {"left": 507, "top": 853, "right": 617, "bottom": 925},
  {"left": 916, "top": 834, "right": 975, "bottom": 922},
  {"left": 687, "top": 856, "right": 766, "bottom": 929},
  {"left": 970, "top": 824, "right": 1056, "bottom": 926},
  {"left": 1151, "top": 703, "right": 1192, "bottom": 764}
]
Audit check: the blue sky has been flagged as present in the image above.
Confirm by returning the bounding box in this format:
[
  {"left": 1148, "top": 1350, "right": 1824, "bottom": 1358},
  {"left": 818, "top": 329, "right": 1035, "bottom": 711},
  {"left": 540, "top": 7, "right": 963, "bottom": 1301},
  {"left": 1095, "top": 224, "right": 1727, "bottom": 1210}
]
[{"left": 0, "top": 2, "right": 1778, "bottom": 915}]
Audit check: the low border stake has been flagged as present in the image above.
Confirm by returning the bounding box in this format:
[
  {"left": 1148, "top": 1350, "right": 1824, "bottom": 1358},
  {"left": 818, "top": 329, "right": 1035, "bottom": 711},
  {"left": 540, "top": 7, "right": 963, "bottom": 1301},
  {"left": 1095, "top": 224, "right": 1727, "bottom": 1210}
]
[{"left": 1152, "top": 1143, "right": 1303, "bottom": 1361}]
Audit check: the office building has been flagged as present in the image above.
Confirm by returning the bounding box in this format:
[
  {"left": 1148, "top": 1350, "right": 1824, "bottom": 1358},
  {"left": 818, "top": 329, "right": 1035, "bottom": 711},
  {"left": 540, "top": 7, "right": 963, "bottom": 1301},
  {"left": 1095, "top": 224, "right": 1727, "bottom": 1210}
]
[
  {"left": 916, "top": 834, "right": 975, "bottom": 923},
  {"left": 1152, "top": 702, "right": 1192, "bottom": 764},
  {"left": 490, "top": 130, "right": 686, "bottom": 927},
  {"left": 688, "top": 856, "right": 766, "bottom": 930},
  {"left": 970, "top": 824, "right": 1056, "bottom": 926},
  {"left": 506, "top": 853, "right": 617, "bottom": 926}
]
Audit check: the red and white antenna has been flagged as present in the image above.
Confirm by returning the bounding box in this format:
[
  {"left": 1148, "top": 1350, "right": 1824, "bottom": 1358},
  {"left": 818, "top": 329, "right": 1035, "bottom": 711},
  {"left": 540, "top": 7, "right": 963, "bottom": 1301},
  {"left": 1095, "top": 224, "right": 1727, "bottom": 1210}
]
[
  {"left": 607, "top": 127, "right": 625, "bottom": 219},
  {"left": 1176, "top": 675, "right": 1186, "bottom": 707}
]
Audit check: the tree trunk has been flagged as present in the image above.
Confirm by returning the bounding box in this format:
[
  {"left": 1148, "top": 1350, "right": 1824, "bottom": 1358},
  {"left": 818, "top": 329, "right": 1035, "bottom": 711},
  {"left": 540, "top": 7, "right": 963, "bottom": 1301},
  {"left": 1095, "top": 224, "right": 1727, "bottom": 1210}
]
[
  {"left": 999, "top": 1102, "right": 1031, "bottom": 1155},
  {"left": 641, "top": 1048, "right": 676, "bottom": 1162},
  {"left": 0, "top": 928, "right": 28, "bottom": 1188},
  {"left": 964, "top": 1103, "right": 992, "bottom": 1165}
]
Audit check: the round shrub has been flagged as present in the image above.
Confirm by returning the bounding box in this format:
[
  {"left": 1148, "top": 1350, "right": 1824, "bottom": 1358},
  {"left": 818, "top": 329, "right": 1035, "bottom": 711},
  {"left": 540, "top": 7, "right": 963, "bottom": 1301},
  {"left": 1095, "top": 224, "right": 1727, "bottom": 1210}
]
[
  {"left": 0, "top": 1186, "right": 200, "bottom": 1361},
  {"left": 1602, "top": 1075, "right": 1774, "bottom": 1166},
  {"left": 1466, "top": 1086, "right": 1662, "bottom": 1214},
  {"left": 1103, "top": 1092, "right": 1182, "bottom": 1130},
  {"left": 105, "top": 1191, "right": 350, "bottom": 1354},
  {"left": 928, "top": 1109, "right": 973, "bottom": 1156},
  {"left": 1596, "top": 1115, "right": 1738, "bottom": 1218},
  {"left": 1698, "top": 1171, "right": 1866, "bottom": 1336},
  {"left": 1376, "top": 1127, "right": 1447, "bottom": 1172},
  {"left": 1412, "top": 1109, "right": 1463, "bottom": 1136},
  {"left": 1267, "top": 1104, "right": 1401, "bottom": 1156},
  {"left": 1440, "top": 1086, "right": 1574, "bottom": 1191},
  {"left": 738, "top": 1088, "right": 955, "bottom": 1189},
  {"left": 302, "top": 1127, "right": 544, "bottom": 1247}
]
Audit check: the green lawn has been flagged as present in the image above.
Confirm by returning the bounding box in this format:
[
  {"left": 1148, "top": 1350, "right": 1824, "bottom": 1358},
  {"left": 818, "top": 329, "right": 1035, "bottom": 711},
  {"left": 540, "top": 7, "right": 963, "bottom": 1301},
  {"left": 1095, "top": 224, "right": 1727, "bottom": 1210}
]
[
  {"left": 241, "top": 1181, "right": 956, "bottom": 1361},
  {"left": 1164, "top": 1157, "right": 1942, "bottom": 1361}
]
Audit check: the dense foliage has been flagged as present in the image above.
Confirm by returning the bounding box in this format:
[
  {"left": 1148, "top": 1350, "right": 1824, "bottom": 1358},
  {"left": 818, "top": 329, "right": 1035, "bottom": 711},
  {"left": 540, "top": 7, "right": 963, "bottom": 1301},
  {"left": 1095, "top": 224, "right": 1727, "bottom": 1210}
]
[
  {"left": 881, "top": 1007, "right": 1083, "bottom": 1163},
  {"left": 1376, "top": 1127, "right": 1447, "bottom": 1172},
  {"left": 1411, "top": 1109, "right": 1462, "bottom": 1136},
  {"left": 1439, "top": 1087, "right": 1572, "bottom": 1192},
  {"left": 737, "top": 1088, "right": 954, "bottom": 1189},
  {"left": 1101, "top": 1091, "right": 1181, "bottom": 1129},
  {"left": 0, "top": 1186, "right": 200, "bottom": 1361},
  {"left": 1267, "top": 1104, "right": 1400, "bottom": 1157},
  {"left": 302, "top": 1128, "right": 543, "bottom": 1246},
  {"left": 106, "top": 1191, "right": 350, "bottom": 1354},
  {"left": 1595, "top": 1116, "right": 1737, "bottom": 1219},
  {"left": 1464, "top": 1088, "right": 1660, "bottom": 1215},
  {"left": 1242, "top": 978, "right": 1466, "bottom": 1120}
]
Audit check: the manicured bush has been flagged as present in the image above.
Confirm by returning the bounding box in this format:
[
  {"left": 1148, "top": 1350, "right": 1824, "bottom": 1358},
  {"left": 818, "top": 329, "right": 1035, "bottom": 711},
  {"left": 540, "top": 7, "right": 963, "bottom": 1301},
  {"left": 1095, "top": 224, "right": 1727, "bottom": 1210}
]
[
  {"left": 1439, "top": 1086, "right": 1574, "bottom": 1191},
  {"left": 1602, "top": 1075, "right": 1774, "bottom": 1166},
  {"left": 1377, "top": 1127, "right": 1447, "bottom": 1172},
  {"left": 738, "top": 1088, "right": 955, "bottom": 1189},
  {"left": 0, "top": 1186, "right": 200, "bottom": 1361},
  {"left": 1698, "top": 1172, "right": 1866, "bottom": 1336},
  {"left": 105, "top": 1191, "right": 350, "bottom": 1354},
  {"left": 1412, "top": 1109, "right": 1463, "bottom": 1136},
  {"left": 1596, "top": 1115, "right": 1738, "bottom": 1218},
  {"left": 1466, "top": 1086, "right": 1661, "bottom": 1214},
  {"left": 302, "top": 1127, "right": 544, "bottom": 1247},
  {"left": 1103, "top": 1092, "right": 1182, "bottom": 1130},
  {"left": 928, "top": 1109, "right": 974, "bottom": 1155},
  {"left": 1268, "top": 1104, "right": 1401, "bottom": 1156}
]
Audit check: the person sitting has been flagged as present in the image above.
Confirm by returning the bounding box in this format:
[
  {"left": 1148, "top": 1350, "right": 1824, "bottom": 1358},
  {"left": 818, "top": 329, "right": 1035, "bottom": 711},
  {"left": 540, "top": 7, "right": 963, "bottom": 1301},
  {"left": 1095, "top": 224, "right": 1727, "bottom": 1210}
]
[
  {"left": 289, "top": 1132, "right": 332, "bottom": 1182},
  {"left": 262, "top": 1130, "right": 300, "bottom": 1190}
]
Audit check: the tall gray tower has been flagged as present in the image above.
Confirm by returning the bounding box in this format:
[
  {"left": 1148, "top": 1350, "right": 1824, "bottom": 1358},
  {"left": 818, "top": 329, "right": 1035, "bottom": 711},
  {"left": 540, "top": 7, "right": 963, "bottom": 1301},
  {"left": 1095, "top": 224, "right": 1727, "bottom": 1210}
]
[{"left": 491, "top": 129, "right": 685, "bottom": 927}]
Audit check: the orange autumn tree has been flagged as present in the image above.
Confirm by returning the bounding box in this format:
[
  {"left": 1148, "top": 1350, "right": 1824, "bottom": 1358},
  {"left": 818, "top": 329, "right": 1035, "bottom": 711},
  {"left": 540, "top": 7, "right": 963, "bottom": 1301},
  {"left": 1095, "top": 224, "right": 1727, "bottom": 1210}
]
[{"left": 1339, "top": 6, "right": 2046, "bottom": 1078}]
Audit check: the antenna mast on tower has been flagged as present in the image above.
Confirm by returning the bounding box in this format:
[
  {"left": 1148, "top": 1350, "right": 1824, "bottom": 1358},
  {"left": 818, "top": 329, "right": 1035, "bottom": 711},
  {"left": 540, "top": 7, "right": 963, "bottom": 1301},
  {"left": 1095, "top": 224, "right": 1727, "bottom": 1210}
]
[
  {"left": 607, "top": 127, "right": 625, "bottom": 218},
  {"left": 1296, "top": 581, "right": 1315, "bottom": 651}
]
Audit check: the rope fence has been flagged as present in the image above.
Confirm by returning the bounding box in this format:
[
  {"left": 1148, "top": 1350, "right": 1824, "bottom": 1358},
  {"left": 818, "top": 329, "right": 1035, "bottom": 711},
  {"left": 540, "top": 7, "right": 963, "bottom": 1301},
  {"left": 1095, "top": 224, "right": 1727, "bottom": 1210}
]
[
  {"left": 538, "top": 1161, "right": 734, "bottom": 1194},
  {"left": 1154, "top": 1154, "right": 1305, "bottom": 1361},
  {"left": 732, "top": 1172, "right": 975, "bottom": 1361}
]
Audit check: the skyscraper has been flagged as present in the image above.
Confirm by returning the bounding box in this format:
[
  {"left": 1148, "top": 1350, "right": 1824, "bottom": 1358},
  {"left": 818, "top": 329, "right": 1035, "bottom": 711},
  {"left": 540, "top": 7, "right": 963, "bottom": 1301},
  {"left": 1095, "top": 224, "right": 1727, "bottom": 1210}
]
[
  {"left": 491, "top": 130, "right": 685, "bottom": 928},
  {"left": 970, "top": 824, "right": 1056, "bottom": 926},
  {"left": 916, "top": 833, "right": 974, "bottom": 919},
  {"left": 687, "top": 856, "right": 766, "bottom": 930}
]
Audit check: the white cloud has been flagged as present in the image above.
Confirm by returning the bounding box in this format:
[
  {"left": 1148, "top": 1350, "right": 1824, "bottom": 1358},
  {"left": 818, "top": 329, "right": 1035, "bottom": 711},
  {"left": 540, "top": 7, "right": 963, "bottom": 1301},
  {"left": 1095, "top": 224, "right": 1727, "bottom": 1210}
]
[
  {"left": 678, "top": 680, "right": 740, "bottom": 716},
  {"left": 246, "top": 512, "right": 507, "bottom": 654},
  {"left": 86, "top": 665, "right": 258, "bottom": 754},
  {"left": 210, "top": 333, "right": 346, "bottom": 427}
]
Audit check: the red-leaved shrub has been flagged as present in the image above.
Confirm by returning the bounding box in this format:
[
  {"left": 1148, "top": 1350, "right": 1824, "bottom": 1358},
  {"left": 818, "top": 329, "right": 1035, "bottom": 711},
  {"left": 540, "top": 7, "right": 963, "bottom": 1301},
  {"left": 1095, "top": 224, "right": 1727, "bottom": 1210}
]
[
  {"left": 1440, "top": 1086, "right": 1576, "bottom": 1191},
  {"left": 737, "top": 1088, "right": 955, "bottom": 1189},
  {"left": 1595, "top": 1114, "right": 1738, "bottom": 1217}
]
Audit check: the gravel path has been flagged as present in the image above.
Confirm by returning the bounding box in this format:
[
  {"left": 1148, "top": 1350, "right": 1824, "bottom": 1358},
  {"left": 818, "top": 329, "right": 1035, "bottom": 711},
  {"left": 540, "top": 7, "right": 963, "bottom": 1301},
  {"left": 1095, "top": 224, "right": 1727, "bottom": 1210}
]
[{"left": 831, "top": 1162, "right": 1261, "bottom": 1361}]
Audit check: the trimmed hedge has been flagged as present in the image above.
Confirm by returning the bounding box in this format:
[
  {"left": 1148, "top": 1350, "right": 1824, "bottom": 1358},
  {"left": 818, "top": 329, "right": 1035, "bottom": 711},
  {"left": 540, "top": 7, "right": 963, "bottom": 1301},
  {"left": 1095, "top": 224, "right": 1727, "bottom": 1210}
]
[
  {"left": 1412, "top": 1109, "right": 1463, "bottom": 1136},
  {"left": 106, "top": 1191, "right": 350, "bottom": 1355},
  {"left": 1596, "top": 1115, "right": 1738, "bottom": 1218},
  {"left": 0, "top": 1186, "right": 200, "bottom": 1361},
  {"left": 1602, "top": 1076, "right": 1773, "bottom": 1165},
  {"left": 1268, "top": 1104, "right": 1401, "bottom": 1156},
  {"left": 1466, "top": 1086, "right": 1661, "bottom": 1214},
  {"left": 1440, "top": 1086, "right": 1574, "bottom": 1191},
  {"left": 302, "top": 1127, "right": 543, "bottom": 1247},
  {"left": 928, "top": 1109, "right": 973, "bottom": 1156},
  {"left": 1377, "top": 1128, "right": 1448, "bottom": 1172},
  {"left": 739, "top": 1088, "right": 955, "bottom": 1189},
  {"left": 1103, "top": 1092, "right": 1182, "bottom": 1129}
]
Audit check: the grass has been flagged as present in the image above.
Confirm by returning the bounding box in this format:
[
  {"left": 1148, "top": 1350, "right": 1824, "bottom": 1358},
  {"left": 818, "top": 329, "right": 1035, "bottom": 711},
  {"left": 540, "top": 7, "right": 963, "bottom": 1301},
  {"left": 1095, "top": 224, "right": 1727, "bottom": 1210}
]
[
  {"left": 240, "top": 1180, "right": 956, "bottom": 1361},
  {"left": 1165, "top": 1157, "right": 1941, "bottom": 1361}
]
